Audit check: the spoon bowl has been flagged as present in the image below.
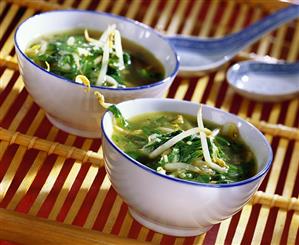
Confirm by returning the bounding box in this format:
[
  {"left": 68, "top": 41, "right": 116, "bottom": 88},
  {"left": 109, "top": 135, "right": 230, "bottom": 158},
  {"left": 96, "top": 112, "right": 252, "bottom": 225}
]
[
  {"left": 167, "top": 36, "right": 232, "bottom": 74},
  {"left": 227, "top": 61, "right": 299, "bottom": 102}
]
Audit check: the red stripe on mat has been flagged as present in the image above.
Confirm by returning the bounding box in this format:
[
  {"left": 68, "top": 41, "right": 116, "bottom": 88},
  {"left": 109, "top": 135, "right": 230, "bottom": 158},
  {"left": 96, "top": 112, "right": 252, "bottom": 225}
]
[
  {"left": 92, "top": 187, "right": 118, "bottom": 231},
  {"left": 111, "top": 202, "right": 128, "bottom": 235},
  {"left": 128, "top": 220, "right": 143, "bottom": 239},
  {"left": 55, "top": 161, "right": 91, "bottom": 222},
  {"left": 15, "top": 154, "right": 59, "bottom": 213},
  {"left": 72, "top": 168, "right": 106, "bottom": 226}
]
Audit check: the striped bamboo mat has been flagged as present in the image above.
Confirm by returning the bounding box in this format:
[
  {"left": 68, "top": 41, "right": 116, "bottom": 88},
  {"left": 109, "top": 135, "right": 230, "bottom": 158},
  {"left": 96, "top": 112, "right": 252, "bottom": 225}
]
[{"left": 0, "top": 0, "right": 298, "bottom": 244}]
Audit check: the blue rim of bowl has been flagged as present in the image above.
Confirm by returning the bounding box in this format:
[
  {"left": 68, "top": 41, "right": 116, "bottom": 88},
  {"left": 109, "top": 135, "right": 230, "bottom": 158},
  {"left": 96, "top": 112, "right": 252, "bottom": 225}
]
[
  {"left": 14, "top": 9, "right": 179, "bottom": 91},
  {"left": 101, "top": 98, "right": 273, "bottom": 188}
]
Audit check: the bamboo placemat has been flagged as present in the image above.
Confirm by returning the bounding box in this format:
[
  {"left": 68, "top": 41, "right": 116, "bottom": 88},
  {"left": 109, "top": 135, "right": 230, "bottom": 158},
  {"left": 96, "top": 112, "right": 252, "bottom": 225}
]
[{"left": 0, "top": 0, "right": 298, "bottom": 244}]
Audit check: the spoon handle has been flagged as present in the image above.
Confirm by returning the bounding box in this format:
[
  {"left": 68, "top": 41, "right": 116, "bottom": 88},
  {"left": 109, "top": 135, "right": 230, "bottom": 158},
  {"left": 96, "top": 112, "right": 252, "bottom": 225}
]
[
  {"left": 230, "top": 5, "right": 299, "bottom": 48},
  {"left": 241, "top": 61, "right": 299, "bottom": 74},
  {"left": 167, "top": 5, "right": 299, "bottom": 51}
]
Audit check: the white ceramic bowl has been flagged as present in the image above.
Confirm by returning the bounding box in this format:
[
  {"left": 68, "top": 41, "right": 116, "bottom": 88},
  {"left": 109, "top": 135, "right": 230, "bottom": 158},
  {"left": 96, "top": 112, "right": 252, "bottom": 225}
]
[
  {"left": 101, "top": 98, "right": 273, "bottom": 237},
  {"left": 14, "top": 10, "right": 179, "bottom": 138}
]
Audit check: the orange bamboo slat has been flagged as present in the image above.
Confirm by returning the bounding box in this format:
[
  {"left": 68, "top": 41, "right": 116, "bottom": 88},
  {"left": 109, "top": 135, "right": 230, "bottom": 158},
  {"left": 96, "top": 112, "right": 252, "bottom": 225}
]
[
  {"left": 0, "top": 0, "right": 298, "bottom": 245},
  {"left": 0, "top": 208, "right": 149, "bottom": 245},
  {"left": 0, "top": 127, "right": 103, "bottom": 167},
  {"left": 4, "top": 0, "right": 64, "bottom": 11}
]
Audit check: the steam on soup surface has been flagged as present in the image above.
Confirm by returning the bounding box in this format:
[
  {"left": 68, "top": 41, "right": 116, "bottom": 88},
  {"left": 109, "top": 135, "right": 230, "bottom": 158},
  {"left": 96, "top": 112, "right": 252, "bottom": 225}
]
[
  {"left": 25, "top": 26, "right": 164, "bottom": 88},
  {"left": 111, "top": 109, "right": 257, "bottom": 184}
]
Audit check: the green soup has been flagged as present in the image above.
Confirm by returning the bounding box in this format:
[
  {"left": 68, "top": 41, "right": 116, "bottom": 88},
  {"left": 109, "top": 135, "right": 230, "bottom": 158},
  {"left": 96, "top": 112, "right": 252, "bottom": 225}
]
[
  {"left": 25, "top": 29, "right": 165, "bottom": 88},
  {"left": 112, "top": 111, "right": 257, "bottom": 184}
]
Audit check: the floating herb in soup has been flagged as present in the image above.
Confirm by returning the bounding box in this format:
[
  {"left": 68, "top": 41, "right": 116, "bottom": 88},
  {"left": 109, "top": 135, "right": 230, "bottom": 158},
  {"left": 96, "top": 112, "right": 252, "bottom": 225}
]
[
  {"left": 25, "top": 25, "right": 164, "bottom": 88},
  {"left": 107, "top": 103, "right": 257, "bottom": 184}
]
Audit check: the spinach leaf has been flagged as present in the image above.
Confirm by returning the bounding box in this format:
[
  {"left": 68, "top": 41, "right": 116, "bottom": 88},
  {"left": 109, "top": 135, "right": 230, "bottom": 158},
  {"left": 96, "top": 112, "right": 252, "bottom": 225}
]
[
  {"left": 108, "top": 105, "right": 129, "bottom": 128},
  {"left": 123, "top": 52, "right": 131, "bottom": 66},
  {"left": 137, "top": 68, "right": 163, "bottom": 81},
  {"left": 195, "top": 174, "right": 210, "bottom": 183},
  {"left": 107, "top": 66, "right": 123, "bottom": 84}
]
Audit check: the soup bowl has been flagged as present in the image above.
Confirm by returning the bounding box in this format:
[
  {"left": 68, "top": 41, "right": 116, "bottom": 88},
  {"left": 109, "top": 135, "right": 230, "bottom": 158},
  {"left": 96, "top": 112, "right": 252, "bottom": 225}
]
[
  {"left": 101, "top": 98, "right": 273, "bottom": 237},
  {"left": 14, "top": 10, "right": 179, "bottom": 138}
]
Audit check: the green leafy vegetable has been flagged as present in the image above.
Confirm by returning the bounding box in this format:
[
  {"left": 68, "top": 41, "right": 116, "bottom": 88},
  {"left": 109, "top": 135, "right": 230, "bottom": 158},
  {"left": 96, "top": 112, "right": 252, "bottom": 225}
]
[
  {"left": 112, "top": 111, "right": 257, "bottom": 184},
  {"left": 108, "top": 105, "right": 129, "bottom": 128},
  {"left": 25, "top": 29, "right": 164, "bottom": 88}
]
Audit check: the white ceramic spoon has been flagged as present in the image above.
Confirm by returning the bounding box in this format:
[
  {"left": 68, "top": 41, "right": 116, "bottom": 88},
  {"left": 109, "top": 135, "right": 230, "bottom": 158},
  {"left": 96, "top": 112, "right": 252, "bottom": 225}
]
[
  {"left": 167, "top": 5, "right": 299, "bottom": 76},
  {"left": 226, "top": 61, "right": 299, "bottom": 102}
]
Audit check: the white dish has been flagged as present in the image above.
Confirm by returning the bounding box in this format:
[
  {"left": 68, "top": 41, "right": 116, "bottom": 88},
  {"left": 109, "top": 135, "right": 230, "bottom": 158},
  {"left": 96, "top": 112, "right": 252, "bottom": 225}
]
[
  {"left": 14, "top": 10, "right": 179, "bottom": 138},
  {"left": 101, "top": 98, "right": 273, "bottom": 237},
  {"left": 227, "top": 61, "right": 299, "bottom": 102}
]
